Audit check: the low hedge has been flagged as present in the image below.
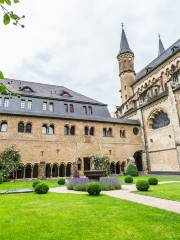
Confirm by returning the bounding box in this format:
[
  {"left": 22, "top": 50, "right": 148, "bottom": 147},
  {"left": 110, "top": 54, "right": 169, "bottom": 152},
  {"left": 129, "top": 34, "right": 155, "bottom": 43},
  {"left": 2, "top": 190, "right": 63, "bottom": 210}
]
[
  {"left": 136, "top": 180, "right": 149, "bottom": 191},
  {"left": 57, "top": 178, "right": 65, "bottom": 185},
  {"left": 87, "top": 182, "right": 101, "bottom": 196},
  {"left": 148, "top": 177, "right": 158, "bottom": 185},
  {"left": 124, "top": 175, "right": 133, "bottom": 183},
  {"left": 35, "top": 183, "right": 49, "bottom": 194}
]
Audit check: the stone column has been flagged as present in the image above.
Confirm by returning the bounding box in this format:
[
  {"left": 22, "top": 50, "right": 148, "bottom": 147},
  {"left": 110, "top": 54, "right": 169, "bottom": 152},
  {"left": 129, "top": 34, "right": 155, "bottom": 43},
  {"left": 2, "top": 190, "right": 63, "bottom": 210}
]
[{"left": 38, "top": 161, "right": 46, "bottom": 179}]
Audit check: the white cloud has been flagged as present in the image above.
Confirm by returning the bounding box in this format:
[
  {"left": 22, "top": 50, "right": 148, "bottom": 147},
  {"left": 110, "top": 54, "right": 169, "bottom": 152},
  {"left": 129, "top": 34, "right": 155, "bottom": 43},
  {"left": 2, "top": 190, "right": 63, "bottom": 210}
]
[{"left": 0, "top": 0, "right": 179, "bottom": 112}]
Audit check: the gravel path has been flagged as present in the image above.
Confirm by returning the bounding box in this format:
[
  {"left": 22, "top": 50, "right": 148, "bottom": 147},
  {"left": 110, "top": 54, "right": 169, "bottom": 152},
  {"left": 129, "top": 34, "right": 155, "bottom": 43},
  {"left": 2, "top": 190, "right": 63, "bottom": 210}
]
[{"left": 50, "top": 181, "right": 180, "bottom": 214}]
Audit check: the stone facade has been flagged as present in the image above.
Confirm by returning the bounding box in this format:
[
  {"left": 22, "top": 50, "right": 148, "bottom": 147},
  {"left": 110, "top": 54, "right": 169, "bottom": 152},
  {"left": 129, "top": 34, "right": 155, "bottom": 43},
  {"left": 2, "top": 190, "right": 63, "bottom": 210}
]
[{"left": 116, "top": 28, "right": 180, "bottom": 174}]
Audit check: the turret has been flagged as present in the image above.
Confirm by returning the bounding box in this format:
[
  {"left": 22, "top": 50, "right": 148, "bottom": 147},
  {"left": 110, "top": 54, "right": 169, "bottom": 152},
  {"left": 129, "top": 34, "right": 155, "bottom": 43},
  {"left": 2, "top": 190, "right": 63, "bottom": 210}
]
[{"left": 117, "top": 24, "right": 135, "bottom": 103}]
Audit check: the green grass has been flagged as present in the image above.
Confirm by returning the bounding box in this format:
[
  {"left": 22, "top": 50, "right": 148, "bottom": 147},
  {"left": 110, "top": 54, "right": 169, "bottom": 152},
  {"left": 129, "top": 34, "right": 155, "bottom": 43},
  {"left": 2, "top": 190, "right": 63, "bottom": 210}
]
[
  {"left": 0, "top": 179, "right": 59, "bottom": 190},
  {"left": 113, "top": 175, "right": 180, "bottom": 185},
  {"left": 0, "top": 193, "right": 180, "bottom": 240},
  {"left": 136, "top": 182, "right": 180, "bottom": 202}
]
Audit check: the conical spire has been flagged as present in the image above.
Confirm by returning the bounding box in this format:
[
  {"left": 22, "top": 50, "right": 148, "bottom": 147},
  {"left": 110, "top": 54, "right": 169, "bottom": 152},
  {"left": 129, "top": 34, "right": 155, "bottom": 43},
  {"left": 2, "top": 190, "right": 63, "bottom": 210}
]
[
  {"left": 158, "top": 34, "right": 165, "bottom": 56},
  {"left": 118, "top": 24, "right": 133, "bottom": 56}
]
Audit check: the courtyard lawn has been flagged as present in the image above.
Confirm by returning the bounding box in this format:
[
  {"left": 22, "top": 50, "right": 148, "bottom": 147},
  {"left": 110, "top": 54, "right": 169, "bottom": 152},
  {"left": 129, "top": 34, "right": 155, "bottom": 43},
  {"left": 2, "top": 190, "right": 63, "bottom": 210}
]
[
  {"left": 114, "top": 175, "right": 180, "bottom": 184},
  {"left": 0, "top": 179, "right": 59, "bottom": 190},
  {"left": 136, "top": 182, "right": 180, "bottom": 202},
  {"left": 0, "top": 193, "right": 180, "bottom": 240}
]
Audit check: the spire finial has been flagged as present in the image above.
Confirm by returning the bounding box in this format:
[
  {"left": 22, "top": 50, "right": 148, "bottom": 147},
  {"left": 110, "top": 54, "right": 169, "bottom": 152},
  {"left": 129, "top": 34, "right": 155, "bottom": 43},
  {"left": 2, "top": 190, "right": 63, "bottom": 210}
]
[
  {"left": 121, "top": 22, "right": 124, "bottom": 29},
  {"left": 158, "top": 33, "right": 161, "bottom": 39}
]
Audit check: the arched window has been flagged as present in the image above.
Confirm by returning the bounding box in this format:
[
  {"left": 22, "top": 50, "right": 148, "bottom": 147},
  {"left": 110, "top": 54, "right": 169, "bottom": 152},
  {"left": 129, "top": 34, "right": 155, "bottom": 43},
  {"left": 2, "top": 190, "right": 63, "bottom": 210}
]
[
  {"left": 59, "top": 164, "right": 65, "bottom": 177},
  {"left": 84, "top": 126, "right": 89, "bottom": 135},
  {"left": 16, "top": 165, "right": 24, "bottom": 179},
  {"left": 52, "top": 163, "right": 58, "bottom": 177},
  {"left": 150, "top": 110, "right": 170, "bottom": 129},
  {"left": 64, "top": 125, "right": 69, "bottom": 135},
  {"left": 49, "top": 124, "right": 54, "bottom": 135},
  {"left": 25, "top": 123, "right": 32, "bottom": 133},
  {"left": 42, "top": 124, "right": 48, "bottom": 134},
  {"left": 0, "top": 121, "right": 7, "bottom": 132},
  {"left": 120, "top": 129, "right": 126, "bottom": 138},
  {"left": 45, "top": 164, "right": 51, "bottom": 178},
  {"left": 25, "top": 164, "right": 32, "bottom": 178},
  {"left": 66, "top": 163, "right": 72, "bottom": 177},
  {"left": 18, "top": 122, "right": 25, "bottom": 133},
  {"left": 70, "top": 126, "right": 75, "bottom": 135},
  {"left": 90, "top": 127, "right": 94, "bottom": 136},
  {"left": 33, "top": 164, "right": 39, "bottom": 178}
]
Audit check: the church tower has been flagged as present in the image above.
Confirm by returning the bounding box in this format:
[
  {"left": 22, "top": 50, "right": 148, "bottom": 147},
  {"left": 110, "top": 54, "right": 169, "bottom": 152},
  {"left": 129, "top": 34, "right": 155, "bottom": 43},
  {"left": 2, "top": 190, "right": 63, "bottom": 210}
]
[{"left": 117, "top": 25, "right": 135, "bottom": 103}]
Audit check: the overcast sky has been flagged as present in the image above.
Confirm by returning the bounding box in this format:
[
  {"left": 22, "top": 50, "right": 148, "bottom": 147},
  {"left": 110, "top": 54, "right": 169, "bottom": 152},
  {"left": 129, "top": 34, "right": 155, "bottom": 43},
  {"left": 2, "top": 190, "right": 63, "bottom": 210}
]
[{"left": 0, "top": 0, "right": 179, "bottom": 112}]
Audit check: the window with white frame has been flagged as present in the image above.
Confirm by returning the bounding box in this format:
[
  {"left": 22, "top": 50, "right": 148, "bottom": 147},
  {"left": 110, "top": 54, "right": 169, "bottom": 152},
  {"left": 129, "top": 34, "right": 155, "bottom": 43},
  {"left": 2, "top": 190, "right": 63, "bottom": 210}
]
[
  {"left": 43, "top": 102, "right": 47, "bottom": 111},
  {"left": 20, "top": 99, "right": 26, "bottom": 109},
  {"left": 4, "top": 98, "right": 9, "bottom": 108},
  {"left": 27, "top": 100, "right": 32, "bottom": 110}
]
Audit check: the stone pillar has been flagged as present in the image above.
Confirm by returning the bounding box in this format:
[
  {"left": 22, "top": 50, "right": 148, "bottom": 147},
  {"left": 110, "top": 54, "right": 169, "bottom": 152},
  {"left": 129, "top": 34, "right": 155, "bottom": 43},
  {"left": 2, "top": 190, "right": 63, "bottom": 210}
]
[
  {"left": 72, "top": 162, "right": 79, "bottom": 177},
  {"left": 38, "top": 161, "right": 46, "bottom": 179}
]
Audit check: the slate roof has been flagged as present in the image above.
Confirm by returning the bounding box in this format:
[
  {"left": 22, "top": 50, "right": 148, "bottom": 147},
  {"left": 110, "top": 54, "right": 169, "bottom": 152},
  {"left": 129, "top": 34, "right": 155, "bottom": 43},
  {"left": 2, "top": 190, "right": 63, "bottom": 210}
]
[
  {"left": 118, "top": 28, "right": 133, "bottom": 55},
  {"left": 135, "top": 38, "right": 180, "bottom": 83},
  {"left": 2, "top": 79, "right": 105, "bottom": 106},
  {"left": 0, "top": 79, "right": 140, "bottom": 126}
]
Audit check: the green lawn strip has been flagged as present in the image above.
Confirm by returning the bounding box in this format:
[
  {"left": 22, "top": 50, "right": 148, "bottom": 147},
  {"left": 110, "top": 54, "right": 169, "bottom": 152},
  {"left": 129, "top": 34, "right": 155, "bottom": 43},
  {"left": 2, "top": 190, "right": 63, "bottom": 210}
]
[
  {"left": 135, "top": 182, "right": 180, "bottom": 202},
  {"left": 0, "top": 193, "right": 180, "bottom": 240},
  {"left": 112, "top": 175, "right": 180, "bottom": 185},
  {"left": 0, "top": 179, "right": 59, "bottom": 190}
]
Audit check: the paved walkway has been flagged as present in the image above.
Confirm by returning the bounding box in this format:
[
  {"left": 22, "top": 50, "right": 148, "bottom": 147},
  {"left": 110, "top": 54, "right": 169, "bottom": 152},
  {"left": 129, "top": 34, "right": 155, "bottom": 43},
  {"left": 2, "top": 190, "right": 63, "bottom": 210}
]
[{"left": 50, "top": 181, "right": 180, "bottom": 214}]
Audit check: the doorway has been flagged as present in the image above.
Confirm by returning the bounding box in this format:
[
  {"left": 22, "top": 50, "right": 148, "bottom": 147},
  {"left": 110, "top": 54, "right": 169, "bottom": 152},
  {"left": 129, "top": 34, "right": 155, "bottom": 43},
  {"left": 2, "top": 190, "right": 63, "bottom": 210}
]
[
  {"left": 83, "top": 158, "right": 91, "bottom": 171},
  {"left": 134, "top": 151, "right": 143, "bottom": 171}
]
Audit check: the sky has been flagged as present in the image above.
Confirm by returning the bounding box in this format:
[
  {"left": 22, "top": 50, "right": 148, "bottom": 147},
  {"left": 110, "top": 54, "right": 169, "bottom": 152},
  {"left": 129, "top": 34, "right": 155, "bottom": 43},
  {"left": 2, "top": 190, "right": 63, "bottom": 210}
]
[{"left": 0, "top": 0, "right": 179, "bottom": 113}]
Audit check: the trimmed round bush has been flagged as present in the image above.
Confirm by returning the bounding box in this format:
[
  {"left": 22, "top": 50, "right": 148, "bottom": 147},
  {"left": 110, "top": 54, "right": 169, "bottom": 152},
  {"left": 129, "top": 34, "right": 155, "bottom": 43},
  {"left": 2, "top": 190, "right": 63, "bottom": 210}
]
[
  {"left": 124, "top": 175, "right": 133, "bottom": 183},
  {"left": 35, "top": 183, "right": 49, "bottom": 194},
  {"left": 136, "top": 180, "right": 149, "bottom": 191},
  {"left": 148, "top": 177, "right": 158, "bottom": 185},
  {"left": 125, "top": 163, "right": 138, "bottom": 177},
  {"left": 57, "top": 178, "right": 65, "bottom": 185},
  {"left": 87, "top": 182, "right": 101, "bottom": 196},
  {"left": 32, "top": 180, "right": 41, "bottom": 188}
]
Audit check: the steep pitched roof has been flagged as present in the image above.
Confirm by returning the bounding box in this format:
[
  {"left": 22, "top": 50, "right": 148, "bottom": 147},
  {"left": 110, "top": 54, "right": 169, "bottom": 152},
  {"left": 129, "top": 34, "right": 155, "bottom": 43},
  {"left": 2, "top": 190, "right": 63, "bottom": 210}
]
[
  {"left": 135, "top": 38, "right": 180, "bottom": 83},
  {"left": 118, "top": 28, "right": 133, "bottom": 55},
  {"left": 158, "top": 35, "right": 165, "bottom": 56},
  {"left": 2, "top": 79, "right": 106, "bottom": 106}
]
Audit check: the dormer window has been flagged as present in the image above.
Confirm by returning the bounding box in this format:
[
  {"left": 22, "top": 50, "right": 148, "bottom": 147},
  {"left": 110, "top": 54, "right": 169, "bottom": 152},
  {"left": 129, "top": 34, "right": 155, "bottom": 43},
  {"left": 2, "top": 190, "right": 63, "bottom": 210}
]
[
  {"left": 27, "top": 100, "right": 32, "bottom": 110},
  {"left": 64, "top": 103, "right": 74, "bottom": 113},
  {"left": 60, "top": 90, "right": 72, "bottom": 97},
  {"left": 83, "top": 105, "right": 93, "bottom": 115},
  {"left": 4, "top": 98, "right": 9, "bottom": 108},
  {"left": 88, "top": 106, "right": 93, "bottom": 115},
  {"left": 70, "top": 104, "right": 74, "bottom": 113},
  {"left": 20, "top": 86, "right": 34, "bottom": 93},
  {"left": 49, "top": 102, "right": 54, "bottom": 112}
]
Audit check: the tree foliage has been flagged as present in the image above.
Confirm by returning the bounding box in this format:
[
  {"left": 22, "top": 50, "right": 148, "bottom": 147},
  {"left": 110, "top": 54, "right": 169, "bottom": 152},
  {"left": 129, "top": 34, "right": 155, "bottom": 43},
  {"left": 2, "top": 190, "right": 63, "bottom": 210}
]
[
  {"left": 0, "top": 0, "right": 25, "bottom": 92},
  {"left": 91, "top": 155, "right": 110, "bottom": 176},
  {"left": 0, "top": 146, "right": 21, "bottom": 180}
]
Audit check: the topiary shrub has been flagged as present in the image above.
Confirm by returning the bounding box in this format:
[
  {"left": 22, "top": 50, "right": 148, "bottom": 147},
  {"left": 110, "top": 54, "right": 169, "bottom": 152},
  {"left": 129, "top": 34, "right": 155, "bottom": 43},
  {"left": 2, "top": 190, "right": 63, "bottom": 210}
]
[
  {"left": 148, "top": 177, "right": 158, "bottom": 185},
  {"left": 136, "top": 180, "right": 149, "bottom": 191},
  {"left": 87, "top": 182, "right": 101, "bottom": 196},
  {"left": 57, "top": 178, "right": 65, "bottom": 185},
  {"left": 124, "top": 175, "right": 133, "bottom": 183},
  {"left": 32, "top": 180, "right": 41, "bottom": 188},
  {"left": 35, "top": 183, "right": 49, "bottom": 194},
  {"left": 125, "top": 163, "right": 138, "bottom": 177}
]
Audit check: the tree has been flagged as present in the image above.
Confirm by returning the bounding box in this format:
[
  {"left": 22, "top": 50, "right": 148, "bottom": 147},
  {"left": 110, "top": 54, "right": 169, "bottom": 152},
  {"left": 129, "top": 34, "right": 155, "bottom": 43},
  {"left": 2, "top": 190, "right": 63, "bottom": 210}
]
[
  {"left": 125, "top": 163, "right": 138, "bottom": 177},
  {"left": 0, "top": 146, "right": 21, "bottom": 181},
  {"left": 0, "top": 0, "right": 25, "bottom": 92},
  {"left": 91, "top": 155, "right": 110, "bottom": 176}
]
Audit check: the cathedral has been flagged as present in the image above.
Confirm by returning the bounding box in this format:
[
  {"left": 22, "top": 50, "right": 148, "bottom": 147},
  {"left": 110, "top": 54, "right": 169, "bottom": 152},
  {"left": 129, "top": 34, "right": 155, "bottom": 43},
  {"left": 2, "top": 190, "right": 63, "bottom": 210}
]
[
  {"left": 0, "top": 26, "right": 179, "bottom": 179},
  {"left": 116, "top": 26, "right": 180, "bottom": 174}
]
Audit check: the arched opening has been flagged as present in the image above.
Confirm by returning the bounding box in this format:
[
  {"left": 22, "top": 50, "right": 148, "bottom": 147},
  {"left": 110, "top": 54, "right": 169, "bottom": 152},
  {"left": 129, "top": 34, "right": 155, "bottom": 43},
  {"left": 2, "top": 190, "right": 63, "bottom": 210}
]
[
  {"left": 33, "top": 164, "right": 39, "bottom": 178},
  {"left": 52, "top": 163, "right": 58, "bottom": 177},
  {"left": 121, "top": 161, "right": 126, "bottom": 173},
  {"left": 110, "top": 162, "right": 116, "bottom": 174},
  {"left": 77, "top": 158, "right": 82, "bottom": 171},
  {"left": 45, "top": 163, "right": 51, "bottom": 178},
  {"left": 134, "top": 151, "right": 143, "bottom": 171},
  {"left": 42, "top": 124, "right": 48, "bottom": 134},
  {"left": 49, "top": 125, "right": 54, "bottom": 135},
  {"left": 59, "top": 164, "right": 65, "bottom": 177},
  {"left": 116, "top": 162, "right": 120, "bottom": 175},
  {"left": 16, "top": 165, "right": 24, "bottom": 179},
  {"left": 66, "top": 163, "right": 72, "bottom": 177},
  {"left": 25, "top": 164, "right": 32, "bottom": 178}
]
